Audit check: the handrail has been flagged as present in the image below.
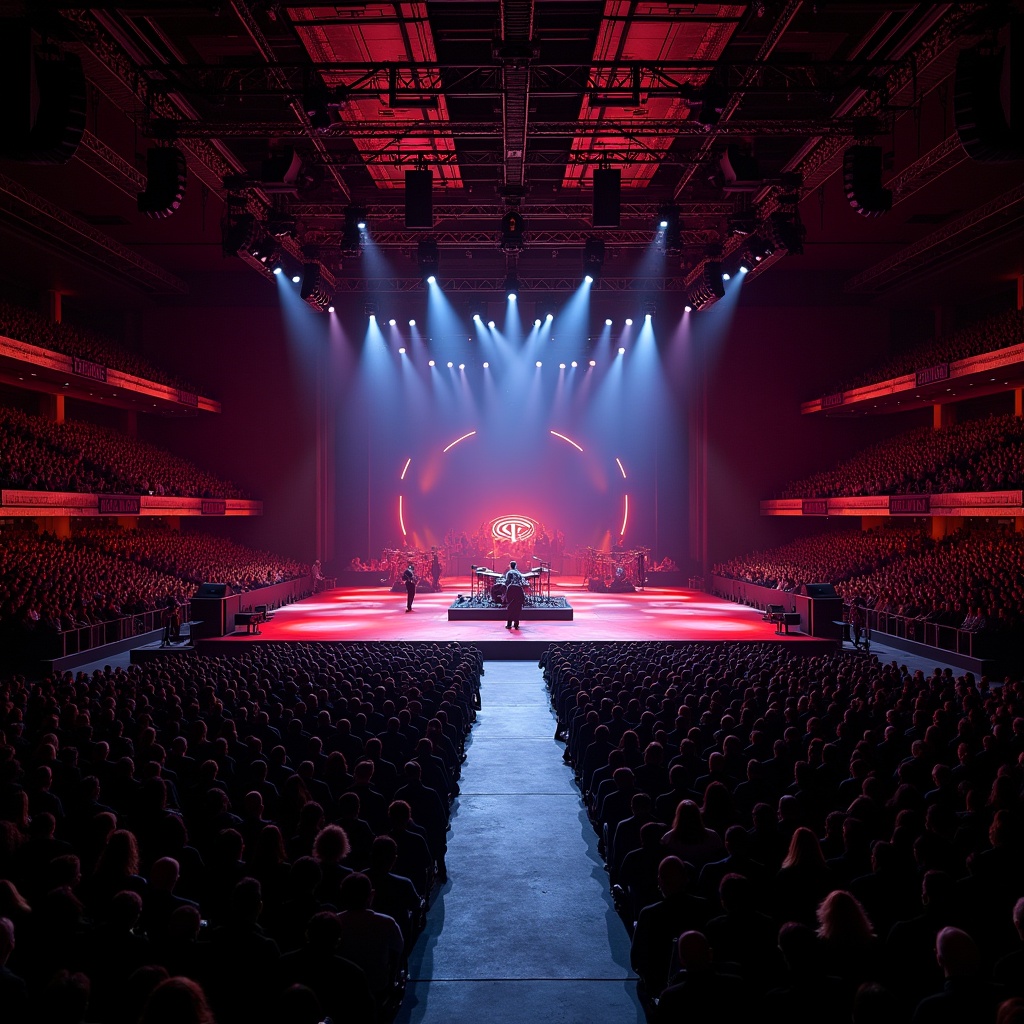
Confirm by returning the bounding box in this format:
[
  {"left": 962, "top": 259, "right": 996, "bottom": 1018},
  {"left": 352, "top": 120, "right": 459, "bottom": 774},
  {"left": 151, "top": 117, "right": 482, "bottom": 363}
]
[
  {"left": 52, "top": 603, "right": 192, "bottom": 659},
  {"left": 844, "top": 602, "right": 977, "bottom": 658}
]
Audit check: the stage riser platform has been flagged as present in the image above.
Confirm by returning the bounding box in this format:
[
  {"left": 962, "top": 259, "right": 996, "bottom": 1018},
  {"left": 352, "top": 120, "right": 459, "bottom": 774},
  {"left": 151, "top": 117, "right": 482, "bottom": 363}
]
[{"left": 448, "top": 607, "right": 573, "bottom": 621}]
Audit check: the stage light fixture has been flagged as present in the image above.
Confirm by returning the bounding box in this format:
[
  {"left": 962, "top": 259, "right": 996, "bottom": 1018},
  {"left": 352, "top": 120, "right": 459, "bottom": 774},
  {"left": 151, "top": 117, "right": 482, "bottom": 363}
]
[
  {"left": 656, "top": 204, "right": 682, "bottom": 254},
  {"left": 503, "top": 269, "right": 519, "bottom": 301},
  {"left": 398, "top": 347, "right": 406, "bottom": 354},
  {"left": 618, "top": 347, "right": 626, "bottom": 355},
  {"left": 534, "top": 318, "right": 541, "bottom": 328},
  {"left": 642, "top": 300, "right": 657, "bottom": 319},
  {"left": 605, "top": 318, "right": 613, "bottom": 326},
  {"left": 473, "top": 313, "right": 482, "bottom": 322},
  {"left": 625, "top": 318, "right": 633, "bottom": 326},
  {"left": 559, "top": 363, "right": 566, "bottom": 369},
  {"left": 417, "top": 238, "right": 440, "bottom": 284},
  {"left": 342, "top": 206, "right": 366, "bottom": 255},
  {"left": 410, "top": 319, "right": 418, "bottom": 327},
  {"left": 389, "top": 318, "right": 397, "bottom": 327},
  {"left": 722, "top": 271, "right": 731, "bottom": 281},
  {"left": 447, "top": 361, "right": 454, "bottom": 368},
  {"left": 545, "top": 311, "right": 554, "bottom": 322},
  {"left": 488, "top": 320, "right": 495, "bottom": 328},
  {"left": 291, "top": 272, "right": 301, "bottom": 283},
  {"left": 483, "top": 361, "right": 489, "bottom": 368},
  {"left": 428, "top": 359, "right": 435, "bottom": 366},
  {"left": 684, "top": 304, "right": 692, "bottom": 313},
  {"left": 645, "top": 313, "right": 652, "bottom": 322},
  {"left": 459, "top": 363, "right": 465, "bottom": 370},
  {"left": 583, "top": 237, "right": 605, "bottom": 283},
  {"left": 589, "top": 359, "right": 596, "bottom": 367},
  {"left": 328, "top": 305, "right": 336, "bottom": 313},
  {"left": 738, "top": 256, "right": 753, "bottom": 273},
  {"left": 364, "top": 302, "right": 378, "bottom": 319},
  {"left": 536, "top": 361, "right": 542, "bottom": 367},
  {"left": 571, "top": 361, "right": 578, "bottom": 368}
]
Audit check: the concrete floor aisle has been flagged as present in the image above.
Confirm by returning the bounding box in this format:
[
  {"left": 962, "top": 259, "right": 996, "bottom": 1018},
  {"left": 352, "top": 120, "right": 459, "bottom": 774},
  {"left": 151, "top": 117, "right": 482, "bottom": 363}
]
[{"left": 397, "top": 660, "right": 643, "bottom": 1024}]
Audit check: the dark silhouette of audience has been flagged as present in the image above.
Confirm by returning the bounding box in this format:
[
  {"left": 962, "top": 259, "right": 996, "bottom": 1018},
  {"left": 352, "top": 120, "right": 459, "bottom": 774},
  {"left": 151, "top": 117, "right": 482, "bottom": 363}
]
[
  {"left": 547, "top": 640, "right": 1024, "bottom": 1023},
  {"left": 0, "top": 640, "right": 481, "bottom": 1022}
]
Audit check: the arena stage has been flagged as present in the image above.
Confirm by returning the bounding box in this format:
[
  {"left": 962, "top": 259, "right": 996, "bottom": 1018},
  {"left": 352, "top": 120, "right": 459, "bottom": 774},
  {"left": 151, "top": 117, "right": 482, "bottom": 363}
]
[{"left": 193, "top": 579, "right": 835, "bottom": 660}]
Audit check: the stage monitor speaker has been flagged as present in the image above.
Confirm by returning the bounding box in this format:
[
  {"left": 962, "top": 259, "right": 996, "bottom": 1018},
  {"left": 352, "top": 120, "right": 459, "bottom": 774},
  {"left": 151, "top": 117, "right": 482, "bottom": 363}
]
[
  {"left": 195, "top": 582, "right": 232, "bottom": 599},
  {"left": 592, "top": 168, "right": 621, "bottom": 227},
  {"left": 405, "top": 169, "right": 433, "bottom": 228},
  {"left": 801, "top": 583, "right": 838, "bottom": 598}
]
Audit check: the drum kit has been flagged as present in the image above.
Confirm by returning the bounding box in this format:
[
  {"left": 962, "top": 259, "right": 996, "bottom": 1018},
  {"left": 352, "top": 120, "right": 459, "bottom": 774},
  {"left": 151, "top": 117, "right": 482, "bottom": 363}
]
[{"left": 471, "top": 565, "right": 554, "bottom": 604}]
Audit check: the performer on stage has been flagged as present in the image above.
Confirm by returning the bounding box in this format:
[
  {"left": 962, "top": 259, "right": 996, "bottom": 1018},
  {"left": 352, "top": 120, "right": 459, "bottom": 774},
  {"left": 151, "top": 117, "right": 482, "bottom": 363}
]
[
  {"left": 161, "top": 595, "right": 181, "bottom": 646},
  {"left": 429, "top": 548, "right": 442, "bottom": 591},
  {"left": 637, "top": 549, "right": 646, "bottom": 591},
  {"left": 501, "top": 560, "right": 527, "bottom": 631},
  {"left": 402, "top": 563, "right": 417, "bottom": 612}
]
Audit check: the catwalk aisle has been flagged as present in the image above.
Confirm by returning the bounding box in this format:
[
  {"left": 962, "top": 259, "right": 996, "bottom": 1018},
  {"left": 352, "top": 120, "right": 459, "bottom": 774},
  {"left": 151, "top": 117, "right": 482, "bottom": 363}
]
[{"left": 397, "top": 661, "right": 643, "bottom": 1024}]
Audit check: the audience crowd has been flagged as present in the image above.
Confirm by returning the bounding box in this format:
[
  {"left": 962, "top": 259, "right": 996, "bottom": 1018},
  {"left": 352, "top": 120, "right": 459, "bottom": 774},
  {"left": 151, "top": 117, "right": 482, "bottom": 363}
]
[
  {"left": 715, "top": 522, "right": 1024, "bottom": 640},
  {"left": 780, "top": 413, "right": 1024, "bottom": 499},
  {"left": 0, "top": 640, "right": 481, "bottom": 1023},
  {"left": 0, "top": 406, "right": 246, "bottom": 499},
  {"left": 833, "top": 308, "right": 1024, "bottom": 394},
  {"left": 0, "top": 526, "right": 308, "bottom": 659},
  {"left": 0, "top": 300, "right": 204, "bottom": 396},
  {"left": 546, "top": 640, "right": 1024, "bottom": 1024}
]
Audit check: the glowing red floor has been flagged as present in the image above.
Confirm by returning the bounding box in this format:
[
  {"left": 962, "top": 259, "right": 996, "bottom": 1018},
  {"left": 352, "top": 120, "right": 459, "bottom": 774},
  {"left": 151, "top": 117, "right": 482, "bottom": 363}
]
[{"left": 207, "top": 580, "right": 822, "bottom": 647}]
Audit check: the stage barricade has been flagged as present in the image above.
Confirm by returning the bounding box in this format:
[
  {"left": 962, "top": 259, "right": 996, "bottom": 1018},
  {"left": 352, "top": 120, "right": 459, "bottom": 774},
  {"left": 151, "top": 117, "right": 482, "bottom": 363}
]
[{"left": 192, "top": 575, "right": 314, "bottom": 636}]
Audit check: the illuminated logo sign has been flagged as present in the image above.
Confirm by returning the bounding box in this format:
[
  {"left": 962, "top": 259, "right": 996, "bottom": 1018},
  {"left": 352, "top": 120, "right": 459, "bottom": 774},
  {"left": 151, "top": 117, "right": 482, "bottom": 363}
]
[{"left": 491, "top": 515, "right": 538, "bottom": 544}]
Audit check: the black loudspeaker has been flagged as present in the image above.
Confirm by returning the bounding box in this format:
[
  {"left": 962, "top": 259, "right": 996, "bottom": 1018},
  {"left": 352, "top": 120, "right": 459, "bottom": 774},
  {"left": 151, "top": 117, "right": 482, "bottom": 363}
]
[
  {"left": 138, "top": 146, "right": 188, "bottom": 219},
  {"left": 592, "top": 168, "right": 621, "bottom": 227},
  {"left": 842, "top": 146, "right": 891, "bottom": 218},
  {"left": 195, "top": 582, "right": 231, "bottom": 599},
  {"left": 801, "top": 583, "right": 838, "bottom": 598},
  {"left": 0, "top": 26, "right": 86, "bottom": 165},
  {"left": 405, "top": 169, "right": 433, "bottom": 228},
  {"left": 954, "top": 16, "right": 1024, "bottom": 163}
]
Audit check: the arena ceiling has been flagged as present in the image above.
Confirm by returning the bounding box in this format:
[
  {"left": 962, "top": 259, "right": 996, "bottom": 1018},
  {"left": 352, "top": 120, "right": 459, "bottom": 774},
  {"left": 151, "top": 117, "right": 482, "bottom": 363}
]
[{"left": 0, "top": 1, "right": 1022, "bottom": 304}]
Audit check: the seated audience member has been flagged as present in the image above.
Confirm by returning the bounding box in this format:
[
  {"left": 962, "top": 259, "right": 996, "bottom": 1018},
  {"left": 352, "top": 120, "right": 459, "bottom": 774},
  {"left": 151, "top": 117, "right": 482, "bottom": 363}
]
[
  {"left": 912, "top": 926, "right": 1006, "bottom": 1024},
  {"left": 654, "top": 930, "right": 748, "bottom": 1022},
  {"left": 334, "top": 872, "right": 405, "bottom": 1007}
]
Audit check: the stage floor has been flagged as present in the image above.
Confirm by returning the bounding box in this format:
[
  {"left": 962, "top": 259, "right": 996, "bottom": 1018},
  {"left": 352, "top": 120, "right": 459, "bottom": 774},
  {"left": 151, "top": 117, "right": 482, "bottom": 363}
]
[{"left": 196, "top": 580, "right": 832, "bottom": 659}]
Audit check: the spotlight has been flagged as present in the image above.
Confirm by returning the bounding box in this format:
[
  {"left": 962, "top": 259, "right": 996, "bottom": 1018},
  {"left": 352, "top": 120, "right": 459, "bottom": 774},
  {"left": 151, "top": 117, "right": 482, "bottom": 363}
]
[
  {"left": 722, "top": 272, "right": 731, "bottom": 281},
  {"left": 398, "top": 347, "right": 406, "bottom": 354},
  {"left": 545, "top": 312, "right": 554, "bottom": 322},
  {"left": 738, "top": 257, "right": 753, "bottom": 274},
  {"left": 428, "top": 359, "right": 435, "bottom": 366},
  {"left": 488, "top": 320, "right": 495, "bottom": 328},
  {"left": 291, "top": 273, "right": 301, "bottom": 283},
  {"left": 583, "top": 237, "right": 605, "bottom": 283},
  {"left": 559, "top": 363, "right": 566, "bottom": 369},
  {"left": 642, "top": 300, "right": 656, "bottom": 320},
  {"left": 645, "top": 313, "right": 651, "bottom": 322},
  {"left": 447, "top": 361, "right": 453, "bottom": 368},
  {"left": 589, "top": 359, "right": 596, "bottom": 367},
  {"left": 535, "top": 361, "right": 542, "bottom": 367},
  {"left": 503, "top": 270, "right": 519, "bottom": 301},
  {"left": 389, "top": 319, "right": 397, "bottom": 327},
  {"left": 571, "top": 361, "right": 578, "bottom": 368},
  {"left": 272, "top": 264, "right": 283, "bottom": 276},
  {"left": 618, "top": 347, "right": 626, "bottom": 355},
  {"left": 342, "top": 206, "right": 366, "bottom": 255},
  {"left": 625, "top": 318, "right": 633, "bottom": 326},
  {"left": 408, "top": 319, "right": 416, "bottom": 327},
  {"left": 534, "top": 319, "right": 541, "bottom": 328},
  {"left": 483, "top": 361, "right": 489, "bottom": 368},
  {"left": 657, "top": 204, "right": 682, "bottom": 254},
  {"left": 605, "top": 318, "right": 612, "bottom": 326},
  {"left": 328, "top": 305, "right": 335, "bottom": 313},
  {"left": 459, "top": 363, "right": 465, "bottom": 370},
  {"left": 684, "top": 304, "right": 692, "bottom": 313},
  {"left": 417, "top": 238, "right": 439, "bottom": 284},
  {"left": 364, "top": 301, "right": 379, "bottom": 319}
]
